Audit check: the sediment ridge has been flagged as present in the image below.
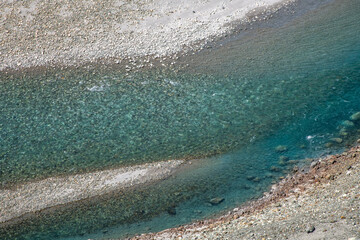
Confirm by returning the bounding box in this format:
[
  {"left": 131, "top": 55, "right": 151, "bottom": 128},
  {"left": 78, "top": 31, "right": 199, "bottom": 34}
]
[
  {"left": 0, "top": 0, "right": 292, "bottom": 71},
  {"left": 0, "top": 160, "right": 184, "bottom": 224}
]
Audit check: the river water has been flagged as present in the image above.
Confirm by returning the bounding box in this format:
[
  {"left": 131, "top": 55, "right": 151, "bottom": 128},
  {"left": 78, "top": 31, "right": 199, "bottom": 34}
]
[{"left": 0, "top": 0, "right": 359, "bottom": 239}]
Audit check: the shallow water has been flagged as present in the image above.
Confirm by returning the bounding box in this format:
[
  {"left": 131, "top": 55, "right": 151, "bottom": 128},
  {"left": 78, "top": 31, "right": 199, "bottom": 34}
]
[{"left": 1, "top": 0, "right": 360, "bottom": 239}]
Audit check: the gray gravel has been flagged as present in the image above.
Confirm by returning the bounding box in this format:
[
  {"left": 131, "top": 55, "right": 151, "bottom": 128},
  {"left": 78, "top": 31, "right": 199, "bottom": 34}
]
[
  {"left": 0, "top": 0, "right": 291, "bottom": 71},
  {"left": 0, "top": 160, "right": 184, "bottom": 224}
]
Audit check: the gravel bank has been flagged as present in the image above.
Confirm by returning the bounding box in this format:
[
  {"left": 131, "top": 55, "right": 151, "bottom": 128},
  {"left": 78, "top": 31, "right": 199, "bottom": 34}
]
[
  {"left": 0, "top": 160, "right": 183, "bottom": 224},
  {"left": 133, "top": 144, "right": 360, "bottom": 240},
  {"left": 0, "top": 0, "right": 291, "bottom": 71}
]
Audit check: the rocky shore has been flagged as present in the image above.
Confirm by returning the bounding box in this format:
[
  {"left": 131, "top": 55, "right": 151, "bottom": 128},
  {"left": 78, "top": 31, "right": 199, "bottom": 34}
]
[{"left": 133, "top": 144, "right": 360, "bottom": 240}]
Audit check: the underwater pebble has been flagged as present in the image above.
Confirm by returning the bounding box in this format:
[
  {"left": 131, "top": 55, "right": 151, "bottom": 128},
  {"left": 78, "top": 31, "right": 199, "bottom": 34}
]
[
  {"left": 275, "top": 145, "right": 288, "bottom": 153},
  {"left": 350, "top": 112, "right": 360, "bottom": 121},
  {"left": 325, "top": 142, "right": 333, "bottom": 148},
  {"left": 209, "top": 197, "right": 225, "bottom": 205},
  {"left": 331, "top": 138, "right": 343, "bottom": 144},
  {"left": 279, "top": 156, "right": 289, "bottom": 161},
  {"left": 342, "top": 120, "right": 355, "bottom": 127}
]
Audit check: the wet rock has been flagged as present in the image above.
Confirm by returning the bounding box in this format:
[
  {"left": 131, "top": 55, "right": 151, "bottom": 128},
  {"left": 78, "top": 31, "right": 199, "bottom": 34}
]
[
  {"left": 253, "top": 177, "right": 261, "bottom": 182},
  {"left": 246, "top": 176, "right": 255, "bottom": 181},
  {"left": 279, "top": 155, "right": 289, "bottom": 161},
  {"left": 292, "top": 166, "right": 299, "bottom": 172},
  {"left": 288, "top": 160, "right": 298, "bottom": 165},
  {"left": 340, "top": 131, "right": 349, "bottom": 137},
  {"left": 299, "top": 144, "right": 306, "bottom": 149},
  {"left": 278, "top": 159, "right": 287, "bottom": 166},
  {"left": 209, "top": 197, "right": 224, "bottom": 205},
  {"left": 325, "top": 142, "right": 333, "bottom": 148},
  {"left": 341, "top": 120, "right": 355, "bottom": 127},
  {"left": 275, "top": 145, "right": 288, "bottom": 153},
  {"left": 270, "top": 166, "right": 281, "bottom": 172},
  {"left": 310, "top": 161, "right": 319, "bottom": 169},
  {"left": 350, "top": 112, "right": 360, "bottom": 121},
  {"left": 166, "top": 206, "right": 177, "bottom": 215},
  {"left": 306, "top": 225, "right": 316, "bottom": 233},
  {"left": 331, "top": 138, "right": 343, "bottom": 144}
]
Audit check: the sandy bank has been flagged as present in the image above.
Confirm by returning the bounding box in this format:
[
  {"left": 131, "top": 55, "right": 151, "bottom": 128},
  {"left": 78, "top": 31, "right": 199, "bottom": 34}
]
[
  {"left": 0, "top": 0, "right": 292, "bottom": 71},
  {"left": 0, "top": 160, "right": 183, "bottom": 223},
  {"left": 133, "top": 144, "right": 360, "bottom": 240}
]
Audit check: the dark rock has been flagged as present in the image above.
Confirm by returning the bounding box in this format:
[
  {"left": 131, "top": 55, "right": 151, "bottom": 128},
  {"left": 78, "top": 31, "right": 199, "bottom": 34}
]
[
  {"left": 292, "top": 166, "right": 299, "bottom": 172},
  {"left": 209, "top": 197, "right": 225, "bottom": 205},
  {"left": 166, "top": 206, "right": 176, "bottom": 215},
  {"left": 306, "top": 225, "right": 316, "bottom": 233}
]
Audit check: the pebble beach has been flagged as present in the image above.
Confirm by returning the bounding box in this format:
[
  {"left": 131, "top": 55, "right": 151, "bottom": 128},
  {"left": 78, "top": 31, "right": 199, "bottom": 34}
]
[{"left": 1, "top": 0, "right": 291, "bottom": 71}]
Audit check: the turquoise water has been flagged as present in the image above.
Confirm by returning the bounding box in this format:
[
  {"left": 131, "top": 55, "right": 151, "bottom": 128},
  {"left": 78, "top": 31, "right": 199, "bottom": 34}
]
[{"left": 1, "top": 0, "right": 360, "bottom": 239}]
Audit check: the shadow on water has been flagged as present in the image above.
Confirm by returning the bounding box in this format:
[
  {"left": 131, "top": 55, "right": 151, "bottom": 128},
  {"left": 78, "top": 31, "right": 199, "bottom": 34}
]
[{"left": 0, "top": 0, "right": 360, "bottom": 239}]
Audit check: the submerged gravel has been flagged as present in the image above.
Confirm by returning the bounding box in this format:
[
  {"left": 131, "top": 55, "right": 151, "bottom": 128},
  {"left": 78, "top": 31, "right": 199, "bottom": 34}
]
[{"left": 133, "top": 144, "right": 360, "bottom": 240}]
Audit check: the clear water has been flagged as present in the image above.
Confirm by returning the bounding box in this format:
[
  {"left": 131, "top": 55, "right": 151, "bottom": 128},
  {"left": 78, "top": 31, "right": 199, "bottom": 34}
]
[{"left": 1, "top": 0, "right": 360, "bottom": 239}]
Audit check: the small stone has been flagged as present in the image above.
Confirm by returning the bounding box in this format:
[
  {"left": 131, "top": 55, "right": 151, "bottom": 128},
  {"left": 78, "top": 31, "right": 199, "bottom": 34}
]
[
  {"left": 209, "top": 197, "right": 225, "bottom": 205},
  {"left": 299, "top": 144, "right": 306, "bottom": 149},
  {"left": 246, "top": 176, "right": 255, "bottom": 181},
  {"left": 325, "top": 174, "right": 334, "bottom": 180},
  {"left": 341, "top": 120, "right": 355, "bottom": 127},
  {"left": 310, "top": 161, "right": 319, "bottom": 168},
  {"left": 340, "top": 131, "right": 348, "bottom": 137},
  {"left": 331, "top": 138, "right": 343, "bottom": 144},
  {"left": 341, "top": 216, "right": 346, "bottom": 219},
  {"left": 270, "top": 166, "right": 281, "bottom": 172},
  {"left": 324, "top": 142, "right": 333, "bottom": 148},
  {"left": 275, "top": 145, "right": 288, "bottom": 152},
  {"left": 288, "top": 160, "right": 298, "bottom": 165},
  {"left": 166, "top": 206, "right": 177, "bottom": 215},
  {"left": 350, "top": 112, "right": 360, "bottom": 121},
  {"left": 306, "top": 225, "right": 316, "bottom": 233},
  {"left": 279, "top": 155, "right": 289, "bottom": 161},
  {"left": 278, "top": 159, "right": 287, "bottom": 166},
  {"left": 253, "top": 177, "right": 261, "bottom": 182}
]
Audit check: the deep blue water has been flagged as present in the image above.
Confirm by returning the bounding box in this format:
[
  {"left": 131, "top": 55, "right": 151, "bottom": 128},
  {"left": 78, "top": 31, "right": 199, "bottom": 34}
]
[{"left": 0, "top": 0, "right": 360, "bottom": 239}]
